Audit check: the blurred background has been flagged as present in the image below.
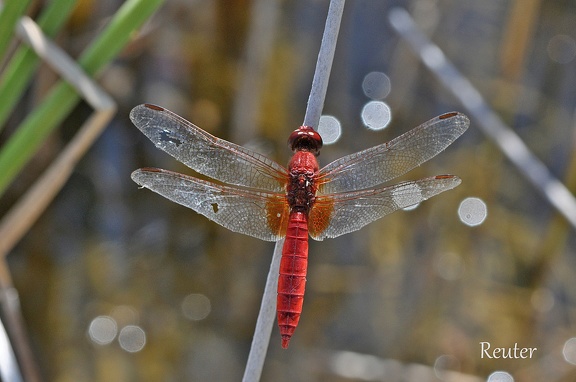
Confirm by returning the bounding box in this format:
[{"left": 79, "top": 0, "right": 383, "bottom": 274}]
[{"left": 2, "top": 0, "right": 576, "bottom": 381}]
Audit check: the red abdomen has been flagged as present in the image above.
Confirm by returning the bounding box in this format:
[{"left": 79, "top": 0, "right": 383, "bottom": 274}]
[{"left": 277, "top": 210, "right": 309, "bottom": 349}]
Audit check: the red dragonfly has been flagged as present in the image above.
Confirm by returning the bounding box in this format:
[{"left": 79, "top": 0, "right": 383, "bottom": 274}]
[{"left": 130, "top": 104, "right": 469, "bottom": 348}]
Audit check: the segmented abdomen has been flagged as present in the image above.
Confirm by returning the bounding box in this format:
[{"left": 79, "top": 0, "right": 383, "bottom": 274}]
[{"left": 277, "top": 210, "right": 309, "bottom": 349}]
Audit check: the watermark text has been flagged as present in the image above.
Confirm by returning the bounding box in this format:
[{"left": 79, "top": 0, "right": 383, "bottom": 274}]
[{"left": 480, "top": 342, "right": 537, "bottom": 359}]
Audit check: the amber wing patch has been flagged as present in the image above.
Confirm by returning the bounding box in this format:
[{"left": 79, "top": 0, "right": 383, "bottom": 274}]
[
  {"left": 308, "top": 198, "right": 334, "bottom": 239},
  {"left": 266, "top": 197, "right": 290, "bottom": 238}
]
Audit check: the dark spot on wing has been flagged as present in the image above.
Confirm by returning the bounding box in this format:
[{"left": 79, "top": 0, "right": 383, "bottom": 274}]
[
  {"left": 211, "top": 203, "right": 219, "bottom": 213},
  {"left": 159, "top": 131, "right": 182, "bottom": 146}
]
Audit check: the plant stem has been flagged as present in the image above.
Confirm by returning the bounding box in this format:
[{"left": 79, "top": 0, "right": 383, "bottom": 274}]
[
  {"left": 389, "top": 7, "right": 576, "bottom": 229},
  {"left": 303, "top": 0, "right": 345, "bottom": 128},
  {"left": 242, "top": 1, "right": 345, "bottom": 381}
]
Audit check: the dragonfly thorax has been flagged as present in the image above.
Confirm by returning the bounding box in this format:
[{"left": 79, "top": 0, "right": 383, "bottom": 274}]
[{"left": 287, "top": 151, "right": 319, "bottom": 211}]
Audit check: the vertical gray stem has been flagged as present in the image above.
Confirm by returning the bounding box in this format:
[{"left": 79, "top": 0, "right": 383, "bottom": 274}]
[
  {"left": 303, "top": 0, "right": 345, "bottom": 128},
  {"left": 242, "top": 1, "right": 346, "bottom": 381}
]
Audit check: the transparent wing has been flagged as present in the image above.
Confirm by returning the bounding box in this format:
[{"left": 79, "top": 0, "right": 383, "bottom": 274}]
[
  {"left": 131, "top": 104, "right": 288, "bottom": 192},
  {"left": 132, "top": 168, "right": 289, "bottom": 241},
  {"left": 309, "top": 175, "right": 461, "bottom": 240},
  {"left": 317, "top": 112, "right": 469, "bottom": 194}
]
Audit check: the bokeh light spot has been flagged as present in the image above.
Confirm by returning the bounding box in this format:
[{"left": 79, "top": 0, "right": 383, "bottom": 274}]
[
  {"left": 392, "top": 182, "right": 422, "bottom": 208},
  {"left": 362, "top": 71, "right": 391, "bottom": 99},
  {"left": 181, "top": 293, "right": 211, "bottom": 321},
  {"left": 361, "top": 101, "right": 392, "bottom": 130},
  {"left": 317, "top": 115, "right": 342, "bottom": 144},
  {"left": 330, "top": 351, "right": 387, "bottom": 380},
  {"left": 402, "top": 203, "right": 419, "bottom": 211},
  {"left": 563, "top": 337, "right": 576, "bottom": 365},
  {"left": 118, "top": 325, "right": 146, "bottom": 353},
  {"left": 88, "top": 316, "right": 117, "bottom": 345},
  {"left": 433, "top": 354, "right": 460, "bottom": 380},
  {"left": 487, "top": 371, "right": 514, "bottom": 382},
  {"left": 458, "top": 197, "right": 487, "bottom": 226}
]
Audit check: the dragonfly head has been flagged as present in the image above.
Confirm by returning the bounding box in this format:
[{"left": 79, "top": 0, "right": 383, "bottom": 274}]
[{"left": 288, "top": 126, "right": 323, "bottom": 155}]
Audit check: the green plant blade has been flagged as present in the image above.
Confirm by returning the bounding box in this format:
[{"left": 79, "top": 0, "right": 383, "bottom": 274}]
[
  {"left": 0, "top": 0, "right": 165, "bottom": 197},
  {"left": 0, "top": 0, "right": 78, "bottom": 128}
]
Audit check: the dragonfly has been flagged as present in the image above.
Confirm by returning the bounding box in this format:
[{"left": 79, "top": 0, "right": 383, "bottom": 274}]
[{"left": 130, "top": 103, "right": 469, "bottom": 348}]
